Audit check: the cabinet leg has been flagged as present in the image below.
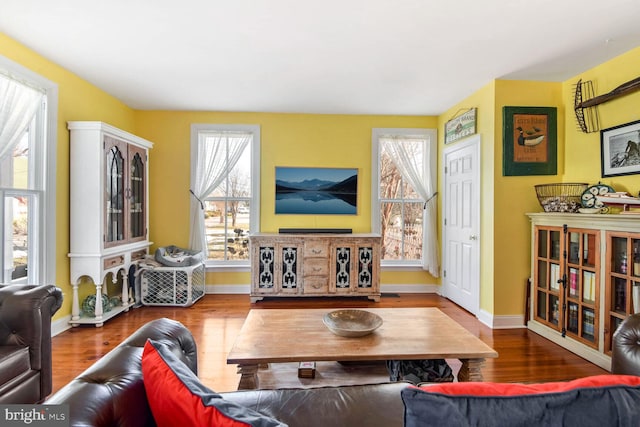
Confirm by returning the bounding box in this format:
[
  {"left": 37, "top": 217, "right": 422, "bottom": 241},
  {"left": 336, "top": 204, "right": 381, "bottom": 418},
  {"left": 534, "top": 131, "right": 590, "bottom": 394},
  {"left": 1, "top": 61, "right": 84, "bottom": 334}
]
[
  {"left": 121, "top": 269, "right": 130, "bottom": 310},
  {"left": 94, "top": 284, "right": 104, "bottom": 320},
  {"left": 71, "top": 282, "right": 80, "bottom": 321}
]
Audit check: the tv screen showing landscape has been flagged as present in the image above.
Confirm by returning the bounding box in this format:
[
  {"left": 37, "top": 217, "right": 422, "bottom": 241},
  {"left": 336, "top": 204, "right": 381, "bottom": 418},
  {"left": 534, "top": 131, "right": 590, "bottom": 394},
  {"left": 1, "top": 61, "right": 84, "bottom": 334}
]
[{"left": 275, "top": 167, "right": 358, "bottom": 215}]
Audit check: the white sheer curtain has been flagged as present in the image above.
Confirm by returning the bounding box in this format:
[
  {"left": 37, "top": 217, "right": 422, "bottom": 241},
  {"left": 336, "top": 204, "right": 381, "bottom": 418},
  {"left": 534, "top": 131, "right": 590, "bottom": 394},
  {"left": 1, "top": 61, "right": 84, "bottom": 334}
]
[
  {"left": 0, "top": 75, "right": 43, "bottom": 162},
  {"left": 381, "top": 136, "right": 439, "bottom": 277},
  {"left": 189, "top": 132, "right": 251, "bottom": 253}
]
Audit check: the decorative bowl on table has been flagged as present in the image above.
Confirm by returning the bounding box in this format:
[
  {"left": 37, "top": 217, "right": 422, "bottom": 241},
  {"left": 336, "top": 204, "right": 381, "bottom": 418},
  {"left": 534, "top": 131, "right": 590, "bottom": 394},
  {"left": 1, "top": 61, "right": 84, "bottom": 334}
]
[{"left": 323, "top": 309, "right": 383, "bottom": 337}]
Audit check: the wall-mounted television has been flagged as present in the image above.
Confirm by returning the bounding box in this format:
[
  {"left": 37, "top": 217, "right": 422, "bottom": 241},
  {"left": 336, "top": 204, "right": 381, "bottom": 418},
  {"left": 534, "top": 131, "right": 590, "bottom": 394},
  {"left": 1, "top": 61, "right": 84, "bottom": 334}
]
[{"left": 275, "top": 167, "right": 358, "bottom": 215}]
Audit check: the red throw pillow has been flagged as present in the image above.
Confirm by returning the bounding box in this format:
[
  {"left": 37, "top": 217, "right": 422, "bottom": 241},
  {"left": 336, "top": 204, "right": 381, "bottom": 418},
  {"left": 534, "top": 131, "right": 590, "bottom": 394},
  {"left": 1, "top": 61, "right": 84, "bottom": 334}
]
[
  {"left": 416, "top": 374, "right": 640, "bottom": 396},
  {"left": 142, "top": 339, "right": 286, "bottom": 427}
]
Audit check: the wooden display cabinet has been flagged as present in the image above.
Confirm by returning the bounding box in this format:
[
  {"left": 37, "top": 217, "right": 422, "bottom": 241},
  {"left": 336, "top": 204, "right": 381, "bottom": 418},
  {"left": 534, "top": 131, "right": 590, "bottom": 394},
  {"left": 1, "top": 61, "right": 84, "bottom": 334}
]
[{"left": 527, "top": 213, "right": 640, "bottom": 371}]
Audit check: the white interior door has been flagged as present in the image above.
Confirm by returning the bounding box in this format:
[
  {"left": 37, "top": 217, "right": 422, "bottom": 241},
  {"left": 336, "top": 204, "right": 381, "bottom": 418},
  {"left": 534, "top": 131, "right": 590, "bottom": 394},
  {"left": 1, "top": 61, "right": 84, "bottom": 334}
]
[{"left": 442, "top": 135, "right": 480, "bottom": 315}]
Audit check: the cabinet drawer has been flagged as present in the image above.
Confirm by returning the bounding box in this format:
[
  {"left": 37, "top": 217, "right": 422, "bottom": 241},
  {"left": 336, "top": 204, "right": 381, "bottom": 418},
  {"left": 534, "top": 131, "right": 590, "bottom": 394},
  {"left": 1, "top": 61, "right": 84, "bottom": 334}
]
[
  {"left": 304, "top": 258, "right": 328, "bottom": 277},
  {"left": 304, "top": 240, "right": 329, "bottom": 258},
  {"left": 103, "top": 255, "right": 124, "bottom": 269},
  {"left": 304, "top": 276, "right": 329, "bottom": 294},
  {"left": 131, "top": 249, "right": 147, "bottom": 261}
]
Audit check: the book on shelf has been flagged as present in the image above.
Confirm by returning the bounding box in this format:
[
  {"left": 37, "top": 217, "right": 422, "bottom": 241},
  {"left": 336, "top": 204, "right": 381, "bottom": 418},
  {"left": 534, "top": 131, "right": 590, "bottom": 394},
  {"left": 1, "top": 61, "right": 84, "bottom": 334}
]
[
  {"left": 550, "top": 264, "right": 560, "bottom": 291},
  {"left": 583, "top": 309, "right": 595, "bottom": 337},
  {"left": 568, "top": 304, "right": 579, "bottom": 332},
  {"left": 569, "top": 268, "right": 578, "bottom": 297},
  {"left": 582, "top": 271, "right": 596, "bottom": 302}
]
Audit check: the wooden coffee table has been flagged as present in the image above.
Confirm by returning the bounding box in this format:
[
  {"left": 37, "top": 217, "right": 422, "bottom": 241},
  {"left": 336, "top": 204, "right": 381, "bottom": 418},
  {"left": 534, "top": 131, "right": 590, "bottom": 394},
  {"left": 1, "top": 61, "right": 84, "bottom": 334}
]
[{"left": 227, "top": 307, "right": 498, "bottom": 389}]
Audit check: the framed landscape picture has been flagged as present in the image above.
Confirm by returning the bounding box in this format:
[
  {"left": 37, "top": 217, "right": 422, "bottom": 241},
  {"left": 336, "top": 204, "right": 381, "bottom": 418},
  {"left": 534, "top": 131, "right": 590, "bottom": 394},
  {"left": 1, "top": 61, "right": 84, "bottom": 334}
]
[
  {"left": 600, "top": 119, "right": 640, "bottom": 177},
  {"left": 502, "top": 106, "right": 557, "bottom": 176},
  {"left": 275, "top": 167, "right": 358, "bottom": 214}
]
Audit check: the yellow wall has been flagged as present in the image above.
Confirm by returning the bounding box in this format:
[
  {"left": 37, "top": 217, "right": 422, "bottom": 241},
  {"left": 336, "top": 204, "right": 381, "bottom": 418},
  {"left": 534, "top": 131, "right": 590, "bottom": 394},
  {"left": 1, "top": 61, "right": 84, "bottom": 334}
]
[
  {"left": 493, "top": 80, "right": 564, "bottom": 316},
  {"left": 0, "top": 33, "right": 136, "bottom": 320},
  {"left": 562, "top": 46, "right": 640, "bottom": 192},
  {"left": 3, "top": 29, "right": 639, "bottom": 322},
  {"left": 438, "top": 82, "right": 497, "bottom": 314},
  {"left": 135, "top": 111, "right": 439, "bottom": 288},
  {"left": 435, "top": 46, "right": 640, "bottom": 319},
  {"left": 437, "top": 80, "right": 564, "bottom": 317}
]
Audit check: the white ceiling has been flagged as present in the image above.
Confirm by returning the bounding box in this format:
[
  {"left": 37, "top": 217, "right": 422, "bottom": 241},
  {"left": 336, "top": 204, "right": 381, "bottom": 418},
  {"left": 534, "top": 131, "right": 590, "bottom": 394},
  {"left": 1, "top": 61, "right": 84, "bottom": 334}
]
[{"left": 2, "top": 0, "right": 640, "bottom": 116}]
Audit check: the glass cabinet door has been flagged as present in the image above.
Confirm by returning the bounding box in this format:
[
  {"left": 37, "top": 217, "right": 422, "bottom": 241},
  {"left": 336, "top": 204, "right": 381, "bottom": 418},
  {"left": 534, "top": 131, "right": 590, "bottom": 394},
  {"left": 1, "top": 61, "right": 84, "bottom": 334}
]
[
  {"left": 128, "top": 145, "right": 146, "bottom": 242},
  {"left": 605, "top": 233, "right": 640, "bottom": 353},
  {"left": 104, "top": 137, "right": 147, "bottom": 248},
  {"left": 533, "top": 225, "right": 599, "bottom": 348},
  {"left": 533, "top": 226, "right": 563, "bottom": 329},
  {"left": 565, "top": 229, "right": 598, "bottom": 347},
  {"left": 105, "top": 137, "right": 126, "bottom": 247}
]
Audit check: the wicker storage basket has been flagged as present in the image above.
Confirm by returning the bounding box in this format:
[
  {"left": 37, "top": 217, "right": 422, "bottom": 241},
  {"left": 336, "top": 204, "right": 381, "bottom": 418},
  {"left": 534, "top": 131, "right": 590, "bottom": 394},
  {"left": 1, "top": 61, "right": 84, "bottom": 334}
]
[{"left": 534, "top": 183, "right": 588, "bottom": 213}]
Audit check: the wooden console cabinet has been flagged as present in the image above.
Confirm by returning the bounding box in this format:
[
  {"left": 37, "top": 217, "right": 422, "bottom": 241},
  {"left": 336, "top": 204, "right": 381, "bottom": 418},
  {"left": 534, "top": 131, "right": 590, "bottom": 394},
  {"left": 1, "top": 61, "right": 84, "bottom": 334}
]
[{"left": 250, "top": 233, "right": 381, "bottom": 302}]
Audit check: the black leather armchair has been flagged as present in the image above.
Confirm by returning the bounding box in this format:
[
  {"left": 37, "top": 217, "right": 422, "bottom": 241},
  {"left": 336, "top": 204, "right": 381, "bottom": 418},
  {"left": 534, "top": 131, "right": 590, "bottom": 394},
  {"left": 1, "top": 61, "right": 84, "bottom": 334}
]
[
  {"left": 0, "top": 284, "right": 63, "bottom": 403},
  {"left": 611, "top": 313, "right": 640, "bottom": 376}
]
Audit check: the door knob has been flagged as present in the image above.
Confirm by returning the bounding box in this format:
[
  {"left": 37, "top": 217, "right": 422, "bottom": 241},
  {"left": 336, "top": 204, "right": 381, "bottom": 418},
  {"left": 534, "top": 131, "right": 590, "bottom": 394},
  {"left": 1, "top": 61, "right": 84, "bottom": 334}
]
[{"left": 469, "top": 235, "right": 478, "bottom": 240}]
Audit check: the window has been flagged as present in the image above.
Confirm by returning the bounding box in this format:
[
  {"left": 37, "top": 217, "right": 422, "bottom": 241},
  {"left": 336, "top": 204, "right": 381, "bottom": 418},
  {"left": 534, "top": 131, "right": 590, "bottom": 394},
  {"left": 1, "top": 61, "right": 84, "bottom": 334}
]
[
  {"left": 0, "top": 57, "right": 57, "bottom": 285},
  {"left": 372, "top": 128, "right": 437, "bottom": 270},
  {"left": 190, "top": 124, "right": 260, "bottom": 267}
]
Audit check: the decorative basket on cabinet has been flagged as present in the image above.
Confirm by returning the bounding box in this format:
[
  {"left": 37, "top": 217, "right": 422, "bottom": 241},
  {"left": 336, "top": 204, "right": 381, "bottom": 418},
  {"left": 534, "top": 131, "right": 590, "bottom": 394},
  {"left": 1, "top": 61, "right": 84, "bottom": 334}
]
[{"left": 534, "top": 183, "right": 588, "bottom": 213}]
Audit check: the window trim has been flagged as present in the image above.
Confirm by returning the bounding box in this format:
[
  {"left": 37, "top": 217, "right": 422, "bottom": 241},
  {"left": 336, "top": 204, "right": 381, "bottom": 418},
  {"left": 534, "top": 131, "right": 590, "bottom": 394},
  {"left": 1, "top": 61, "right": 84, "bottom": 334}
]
[
  {"left": 0, "top": 55, "right": 58, "bottom": 285},
  {"left": 190, "top": 123, "right": 260, "bottom": 269},
  {"left": 371, "top": 128, "right": 436, "bottom": 268}
]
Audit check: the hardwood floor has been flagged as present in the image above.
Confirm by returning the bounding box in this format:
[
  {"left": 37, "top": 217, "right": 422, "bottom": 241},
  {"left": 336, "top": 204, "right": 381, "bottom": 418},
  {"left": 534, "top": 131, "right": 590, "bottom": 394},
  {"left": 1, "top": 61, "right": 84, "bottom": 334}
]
[{"left": 50, "top": 293, "right": 608, "bottom": 394}]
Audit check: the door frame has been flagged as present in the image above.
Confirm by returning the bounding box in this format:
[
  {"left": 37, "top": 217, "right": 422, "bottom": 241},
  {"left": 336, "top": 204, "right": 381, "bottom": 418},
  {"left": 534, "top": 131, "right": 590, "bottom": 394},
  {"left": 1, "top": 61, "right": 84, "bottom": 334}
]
[{"left": 441, "top": 134, "right": 481, "bottom": 315}]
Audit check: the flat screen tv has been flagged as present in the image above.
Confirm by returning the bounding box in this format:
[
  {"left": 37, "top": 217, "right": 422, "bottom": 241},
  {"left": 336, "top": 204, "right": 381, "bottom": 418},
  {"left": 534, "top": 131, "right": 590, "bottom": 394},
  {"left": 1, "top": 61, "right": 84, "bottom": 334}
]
[{"left": 275, "top": 167, "right": 358, "bottom": 215}]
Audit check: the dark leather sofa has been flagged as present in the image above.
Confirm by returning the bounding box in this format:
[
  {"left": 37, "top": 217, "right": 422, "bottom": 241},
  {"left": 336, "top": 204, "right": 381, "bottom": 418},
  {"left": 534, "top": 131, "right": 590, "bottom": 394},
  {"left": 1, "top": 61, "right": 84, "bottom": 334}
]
[
  {"left": 0, "top": 284, "right": 63, "bottom": 403},
  {"left": 46, "top": 314, "right": 640, "bottom": 427},
  {"left": 45, "top": 317, "right": 410, "bottom": 427},
  {"left": 611, "top": 312, "right": 640, "bottom": 376}
]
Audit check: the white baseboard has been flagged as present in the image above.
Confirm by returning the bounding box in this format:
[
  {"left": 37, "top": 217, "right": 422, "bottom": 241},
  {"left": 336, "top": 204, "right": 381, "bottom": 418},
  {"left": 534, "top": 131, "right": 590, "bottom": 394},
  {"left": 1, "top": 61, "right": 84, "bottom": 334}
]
[
  {"left": 52, "top": 314, "right": 73, "bottom": 337},
  {"left": 478, "top": 309, "right": 526, "bottom": 329},
  {"left": 206, "top": 284, "right": 251, "bottom": 294},
  {"left": 381, "top": 283, "right": 439, "bottom": 293}
]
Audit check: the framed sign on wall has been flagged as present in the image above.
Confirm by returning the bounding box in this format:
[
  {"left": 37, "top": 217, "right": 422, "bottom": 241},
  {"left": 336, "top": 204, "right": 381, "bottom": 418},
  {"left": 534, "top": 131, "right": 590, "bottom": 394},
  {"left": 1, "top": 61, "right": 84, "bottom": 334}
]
[
  {"left": 502, "top": 106, "right": 557, "bottom": 176},
  {"left": 445, "top": 108, "right": 477, "bottom": 144}
]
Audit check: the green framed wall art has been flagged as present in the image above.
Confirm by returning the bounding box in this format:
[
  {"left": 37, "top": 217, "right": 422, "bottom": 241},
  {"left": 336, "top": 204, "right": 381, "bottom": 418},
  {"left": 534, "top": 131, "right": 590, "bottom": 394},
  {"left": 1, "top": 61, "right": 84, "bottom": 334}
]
[{"left": 503, "top": 106, "right": 557, "bottom": 176}]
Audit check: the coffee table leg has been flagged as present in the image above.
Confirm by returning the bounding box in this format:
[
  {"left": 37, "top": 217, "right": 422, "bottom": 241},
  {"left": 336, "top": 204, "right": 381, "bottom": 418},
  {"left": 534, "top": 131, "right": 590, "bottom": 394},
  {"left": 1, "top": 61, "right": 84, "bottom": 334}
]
[
  {"left": 236, "top": 364, "right": 260, "bottom": 390},
  {"left": 457, "top": 358, "right": 485, "bottom": 382}
]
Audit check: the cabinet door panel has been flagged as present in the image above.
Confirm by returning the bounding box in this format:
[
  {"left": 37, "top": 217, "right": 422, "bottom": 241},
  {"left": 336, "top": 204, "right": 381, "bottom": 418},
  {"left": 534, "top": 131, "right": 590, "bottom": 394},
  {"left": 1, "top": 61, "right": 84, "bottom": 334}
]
[
  {"left": 255, "top": 246, "right": 276, "bottom": 291},
  {"left": 280, "top": 246, "right": 300, "bottom": 293},
  {"left": 104, "top": 137, "right": 127, "bottom": 248},
  {"left": 128, "top": 145, "right": 147, "bottom": 242}
]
